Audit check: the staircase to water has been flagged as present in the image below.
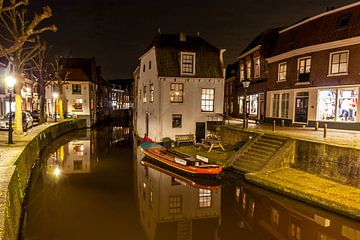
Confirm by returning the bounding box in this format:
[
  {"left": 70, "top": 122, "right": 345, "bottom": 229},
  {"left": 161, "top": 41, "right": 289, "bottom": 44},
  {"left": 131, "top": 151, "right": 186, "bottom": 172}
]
[{"left": 232, "top": 134, "right": 288, "bottom": 173}]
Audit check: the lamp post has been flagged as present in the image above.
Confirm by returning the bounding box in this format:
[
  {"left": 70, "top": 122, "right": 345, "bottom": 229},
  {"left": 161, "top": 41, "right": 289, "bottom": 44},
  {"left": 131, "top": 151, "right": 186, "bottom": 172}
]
[
  {"left": 5, "top": 76, "right": 16, "bottom": 144},
  {"left": 242, "top": 80, "right": 250, "bottom": 129},
  {"left": 52, "top": 92, "right": 59, "bottom": 122}
]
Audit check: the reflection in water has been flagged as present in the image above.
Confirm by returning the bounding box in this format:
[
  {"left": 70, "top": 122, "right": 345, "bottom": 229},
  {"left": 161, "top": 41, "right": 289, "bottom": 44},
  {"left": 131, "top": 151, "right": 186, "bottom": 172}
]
[
  {"left": 20, "top": 126, "right": 360, "bottom": 240},
  {"left": 136, "top": 149, "right": 221, "bottom": 240}
]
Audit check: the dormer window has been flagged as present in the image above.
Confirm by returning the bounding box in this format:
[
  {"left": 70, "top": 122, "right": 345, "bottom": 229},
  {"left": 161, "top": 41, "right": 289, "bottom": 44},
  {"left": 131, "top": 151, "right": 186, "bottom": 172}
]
[{"left": 180, "top": 52, "right": 196, "bottom": 75}]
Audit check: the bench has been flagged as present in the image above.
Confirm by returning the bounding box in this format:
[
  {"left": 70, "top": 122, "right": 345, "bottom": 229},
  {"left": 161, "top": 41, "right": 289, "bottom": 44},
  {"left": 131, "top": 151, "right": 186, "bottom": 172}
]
[{"left": 175, "top": 134, "right": 196, "bottom": 146}]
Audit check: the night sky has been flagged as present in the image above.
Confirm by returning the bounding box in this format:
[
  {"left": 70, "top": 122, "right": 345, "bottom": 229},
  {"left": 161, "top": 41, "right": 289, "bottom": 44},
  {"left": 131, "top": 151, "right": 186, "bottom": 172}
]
[{"left": 33, "top": 0, "right": 356, "bottom": 80}]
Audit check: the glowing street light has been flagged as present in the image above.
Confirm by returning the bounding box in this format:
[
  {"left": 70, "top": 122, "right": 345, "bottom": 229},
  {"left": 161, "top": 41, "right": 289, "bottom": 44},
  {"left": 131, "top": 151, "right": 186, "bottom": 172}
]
[
  {"left": 54, "top": 166, "right": 61, "bottom": 176},
  {"left": 52, "top": 92, "right": 59, "bottom": 122},
  {"left": 5, "top": 76, "right": 16, "bottom": 144}
]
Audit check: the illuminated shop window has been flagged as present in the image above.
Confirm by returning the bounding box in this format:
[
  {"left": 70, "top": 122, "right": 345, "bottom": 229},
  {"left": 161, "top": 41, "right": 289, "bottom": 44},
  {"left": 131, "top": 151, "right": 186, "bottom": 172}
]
[
  {"left": 199, "top": 189, "right": 212, "bottom": 208},
  {"left": 238, "top": 96, "right": 244, "bottom": 114},
  {"left": 249, "top": 94, "right": 258, "bottom": 115},
  {"left": 337, "top": 89, "right": 358, "bottom": 122},
  {"left": 317, "top": 90, "right": 336, "bottom": 121},
  {"left": 201, "top": 88, "right": 215, "bottom": 112}
]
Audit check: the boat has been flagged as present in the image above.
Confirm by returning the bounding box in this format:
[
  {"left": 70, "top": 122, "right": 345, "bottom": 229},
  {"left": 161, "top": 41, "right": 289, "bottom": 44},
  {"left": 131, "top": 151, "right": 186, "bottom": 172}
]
[
  {"left": 141, "top": 156, "right": 221, "bottom": 190},
  {"left": 139, "top": 137, "right": 222, "bottom": 176}
]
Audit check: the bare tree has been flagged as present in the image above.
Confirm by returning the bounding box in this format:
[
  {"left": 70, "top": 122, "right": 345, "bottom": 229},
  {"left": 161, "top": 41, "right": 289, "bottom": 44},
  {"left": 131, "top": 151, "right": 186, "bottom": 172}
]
[
  {"left": 0, "top": 2, "right": 56, "bottom": 134},
  {"left": 0, "top": 1, "right": 56, "bottom": 57}
]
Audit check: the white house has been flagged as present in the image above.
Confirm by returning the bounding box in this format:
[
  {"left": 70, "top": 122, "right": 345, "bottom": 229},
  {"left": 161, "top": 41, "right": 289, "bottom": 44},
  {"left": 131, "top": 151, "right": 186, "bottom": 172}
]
[{"left": 135, "top": 33, "right": 225, "bottom": 141}]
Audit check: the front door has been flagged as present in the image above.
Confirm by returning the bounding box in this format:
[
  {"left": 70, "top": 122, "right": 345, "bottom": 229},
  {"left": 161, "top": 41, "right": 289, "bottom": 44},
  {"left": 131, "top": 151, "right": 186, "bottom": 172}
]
[
  {"left": 295, "top": 92, "right": 309, "bottom": 123},
  {"left": 195, "top": 122, "right": 205, "bottom": 142}
]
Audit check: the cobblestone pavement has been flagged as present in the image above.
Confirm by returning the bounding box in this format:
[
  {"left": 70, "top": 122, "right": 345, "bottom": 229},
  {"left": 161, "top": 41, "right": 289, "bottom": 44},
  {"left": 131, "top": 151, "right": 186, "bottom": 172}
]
[{"left": 226, "top": 118, "right": 360, "bottom": 149}]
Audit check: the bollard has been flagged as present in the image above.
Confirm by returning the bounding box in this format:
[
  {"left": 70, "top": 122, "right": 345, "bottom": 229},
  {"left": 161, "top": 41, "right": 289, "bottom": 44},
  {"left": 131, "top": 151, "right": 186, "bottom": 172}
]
[
  {"left": 273, "top": 120, "right": 276, "bottom": 132},
  {"left": 281, "top": 119, "right": 285, "bottom": 127},
  {"left": 323, "top": 123, "right": 327, "bottom": 138},
  {"left": 315, "top": 121, "right": 319, "bottom": 131}
]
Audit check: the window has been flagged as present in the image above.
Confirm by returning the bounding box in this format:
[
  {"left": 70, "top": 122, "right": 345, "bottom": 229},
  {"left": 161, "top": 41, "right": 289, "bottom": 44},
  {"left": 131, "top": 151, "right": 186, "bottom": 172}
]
[
  {"left": 272, "top": 94, "right": 280, "bottom": 117},
  {"left": 172, "top": 114, "right": 182, "bottom": 128},
  {"left": 290, "top": 223, "right": 301, "bottom": 240},
  {"left": 149, "top": 61, "right": 151, "bottom": 69},
  {"left": 337, "top": 89, "right": 358, "bottom": 122},
  {"left": 149, "top": 84, "right": 154, "bottom": 103},
  {"left": 143, "top": 64, "right": 145, "bottom": 72},
  {"left": 240, "top": 63, "right": 245, "bottom": 81},
  {"left": 73, "top": 144, "right": 84, "bottom": 156},
  {"left": 278, "top": 62, "right": 287, "bottom": 81},
  {"left": 336, "top": 14, "right": 351, "bottom": 29},
  {"left": 271, "top": 208, "right": 279, "bottom": 226},
  {"left": 72, "top": 99, "right": 83, "bottom": 112},
  {"left": 181, "top": 53, "right": 195, "bottom": 75},
  {"left": 170, "top": 83, "right": 183, "bottom": 103},
  {"left": 238, "top": 96, "right": 244, "bottom": 114},
  {"left": 201, "top": 88, "right": 215, "bottom": 112},
  {"left": 317, "top": 90, "right": 336, "bottom": 121},
  {"left": 143, "top": 85, "right": 147, "bottom": 103},
  {"left": 72, "top": 84, "right": 81, "bottom": 94},
  {"left": 298, "top": 57, "right": 311, "bottom": 82},
  {"left": 73, "top": 160, "right": 83, "bottom": 171},
  {"left": 246, "top": 60, "right": 251, "bottom": 79},
  {"left": 249, "top": 94, "right": 258, "bottom": 115},
  {"left": 199, "top": 189, "right": 211, "bottom": 207},
  {"left": 281, "top": 93, "right": 290, "bottom": 118},
  {"left": 178, "top": 221, "right": 192, "bottom": 240},
  {"left": 254, "top": 57, "right": 260, "bottom": 78},
  {"left": 329, "top": 51, "right": 348, "bottom": 75},
  {"left": 169, "top": 196, "right": 182, "bottom": 214}
]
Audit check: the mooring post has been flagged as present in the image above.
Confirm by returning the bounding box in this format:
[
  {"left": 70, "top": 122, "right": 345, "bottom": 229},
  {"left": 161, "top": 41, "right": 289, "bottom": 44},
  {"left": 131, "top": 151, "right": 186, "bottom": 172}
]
[
  {"left": 315, "top": 121, "right": 319, "bottom": 131},
  {"left": 273, "top": 120, "right": 276, "bottom": 132},
  {"left": 323, "top": 123, "right": 327, "bottom": 138},
  {"left": 281, "top": 119, "right": 285, "bottom": 127}
]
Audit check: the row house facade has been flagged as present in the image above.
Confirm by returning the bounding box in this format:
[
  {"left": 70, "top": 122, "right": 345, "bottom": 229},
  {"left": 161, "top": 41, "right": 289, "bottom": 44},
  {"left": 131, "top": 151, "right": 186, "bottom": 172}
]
[
  {"left": 266, "top": 2, "right": 360, "bottom": 130},
  {"left": 135, "top": 33, "right": 225, "bottom": 141},
  {"left": 224, "top": 29, "right": 279, "bottom": 122}
]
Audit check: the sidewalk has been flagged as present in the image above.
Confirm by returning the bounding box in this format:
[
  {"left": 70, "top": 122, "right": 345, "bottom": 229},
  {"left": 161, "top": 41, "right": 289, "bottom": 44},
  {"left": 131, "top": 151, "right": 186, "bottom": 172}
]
[{"left": 225, "top": 118, "right": 360, "bottom": 149}]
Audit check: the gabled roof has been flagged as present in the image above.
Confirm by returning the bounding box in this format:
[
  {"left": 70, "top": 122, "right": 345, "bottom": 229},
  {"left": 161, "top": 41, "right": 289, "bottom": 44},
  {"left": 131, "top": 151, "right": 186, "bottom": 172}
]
[
  {"left": 271, "top": 2, "right": 360, "bottom": 57},
  {"left": 59, "top": 57, "right": 96, "bottom": 82},
  {"left": 239, "top": 28, "right": 282, "bottom": 59},
  {"left": 142, "top": 33, "right": 223, "bottom": 78}
]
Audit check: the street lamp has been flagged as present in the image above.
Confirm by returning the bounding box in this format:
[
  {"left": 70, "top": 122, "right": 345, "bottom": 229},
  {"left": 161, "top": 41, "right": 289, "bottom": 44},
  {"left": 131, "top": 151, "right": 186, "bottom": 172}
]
[
  {"left": 242, "top": 80, "right": 251, "bottom": 129},
  {"left": 5, "top": 76, "right": 16, "bottom": 144},
  {"left": 52, "top": 92, "right": 59, "bottom": 122}
]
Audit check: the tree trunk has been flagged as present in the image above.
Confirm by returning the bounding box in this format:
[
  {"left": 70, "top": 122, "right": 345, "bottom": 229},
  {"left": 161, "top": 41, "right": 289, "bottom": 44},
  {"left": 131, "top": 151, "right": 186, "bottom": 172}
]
[
  {"left": 58, "top": 98, "right": 64, "bottom": 120},
  {"left": 14, "top": 90, "right": 23, "bottom": 135},
  {"left": 39, "top": 95, "right": 46, "bottom": 123}
]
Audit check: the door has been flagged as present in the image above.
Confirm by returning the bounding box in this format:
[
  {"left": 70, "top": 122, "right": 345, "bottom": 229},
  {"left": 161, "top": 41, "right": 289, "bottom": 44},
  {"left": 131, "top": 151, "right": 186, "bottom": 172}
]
[
  {"left": 295, "top": 92, "right": 309, "bottom": 123},
  {"left": 145, "top": 113, "right": 149, "bottom": 136},
  {"left": 195, "top": 122, "right": 205, "bottom": 142}
]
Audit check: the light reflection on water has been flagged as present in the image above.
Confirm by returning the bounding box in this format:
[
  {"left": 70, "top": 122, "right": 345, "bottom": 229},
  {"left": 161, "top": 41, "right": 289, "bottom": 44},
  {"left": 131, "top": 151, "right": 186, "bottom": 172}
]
[{"left": 20, "top": 127, "right": 360, "bottom": 240}]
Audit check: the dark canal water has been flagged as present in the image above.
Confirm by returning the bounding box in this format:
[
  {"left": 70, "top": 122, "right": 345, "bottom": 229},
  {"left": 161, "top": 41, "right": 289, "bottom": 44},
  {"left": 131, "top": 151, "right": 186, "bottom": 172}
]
[{"left": 20, "top": 127, "right": 360, "bottom": 240}]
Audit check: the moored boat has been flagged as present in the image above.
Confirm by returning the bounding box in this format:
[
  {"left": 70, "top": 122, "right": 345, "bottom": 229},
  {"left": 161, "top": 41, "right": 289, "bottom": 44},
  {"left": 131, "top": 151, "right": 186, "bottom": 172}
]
[{"left": 139, "top": 137, "right": 222, "bottom": 176}]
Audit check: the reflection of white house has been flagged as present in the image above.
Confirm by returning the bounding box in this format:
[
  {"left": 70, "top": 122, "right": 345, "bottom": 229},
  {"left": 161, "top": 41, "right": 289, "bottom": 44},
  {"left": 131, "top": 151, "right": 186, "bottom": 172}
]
[
  {"left": 136, "top": 149, "right": 221, "bottom": 240},
  {"left": 47, "top": 131, "right": 96, "bottom": 175},
  {"left": 45, "top": 58, "right": 97, "bottom": 127},
  {"left": 135, "top": 33, "right": 225, "bottom": 141}
]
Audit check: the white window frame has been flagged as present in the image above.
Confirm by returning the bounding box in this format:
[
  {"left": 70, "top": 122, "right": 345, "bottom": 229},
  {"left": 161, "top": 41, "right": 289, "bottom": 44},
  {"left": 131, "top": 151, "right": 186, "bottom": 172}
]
[
  {"left": 277, "top": 62, "right": 287, "bottom": 82},
  {"left": 297, "top": 56, "right": 311, "bottom": 74},
  {"left": 201, "top": 88, "right": 215, "bottom": 112},
  {"left": 254, "top": 56, "right": 260, "bottom": 78},
  {"left": 271, "top": 92, "right": 290, "bottom": 118},
  {"left": 180, "top": 52, "right": 196, "bottom": 76},
  {"left": 328, "top": 50, "right": 349, "bottom": 76},
  {"left": 246, "top": 60, "right": 251, "bottom": 79}
]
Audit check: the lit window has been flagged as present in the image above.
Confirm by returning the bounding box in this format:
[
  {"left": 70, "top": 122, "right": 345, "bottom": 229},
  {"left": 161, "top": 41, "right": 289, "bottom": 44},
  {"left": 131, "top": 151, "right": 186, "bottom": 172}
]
[
  {"left": 181, "top": 53, "right": 195, "bottom": 75},
  {"left": 172, "top": 114, "right": 182, "bottom": 128},
  {"left": 337, "top": 89, "right": 358, "bottom": 122},
  {"left": 199, "top": 189, "right": 212, "bottom": 208},
  {"left": 317, "top": 90, "right": 336, "bottom": 121},
  {"left": 149, "top": 84, "right": 154, "bottom": 103},
  {"left": 290, "top": 223, "right": 301, "bottom": 240},
  {"left": 73, "top": 144, "right": 84, "bottom": 156},
  {"left": 246, "top": 60, "right": 251, "bottom": 79},
  {"left": 240, "top": 63, "right": 245, "bottom": 81},
  {"left": 169, "top": 196, "right": 182, "bottom": 214},
  {"left": 143, "top": 85, "right": 147, "bottom": 103},
  {"left": 72, "top": 84, "right": 81, "bottom": 94},
  {"left": 271, "top": 208, "right": 279, "bottom": 226},
  {"left": 201, "top": 88, "right": 215, "bottom": 112},
  {"left": 72, "top": 99, "right": 83, "bottom": 112},
  {"left": 329, "top": 51, "right": 348, "bottom": 75},
  {"left": 278, "top": 62, "right": 287, "bottom": 81},
  {"left": 170, "top": 83, "right": 183, "bottom": 103},
  {"left": 238, "top": 96, "right": 244, "bottom": 114},
  {"left": 254, "top": 57, "right": 260, "bottom": 78},
  {"left": 298, "top": 57, "right": 311, "bottom": 82}
]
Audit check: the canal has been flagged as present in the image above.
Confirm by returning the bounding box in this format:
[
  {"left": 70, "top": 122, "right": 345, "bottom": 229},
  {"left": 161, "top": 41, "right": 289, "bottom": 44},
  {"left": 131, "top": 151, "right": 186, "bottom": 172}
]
[{"left": 20, "top": 127, "right": 360, "bottom": 240}]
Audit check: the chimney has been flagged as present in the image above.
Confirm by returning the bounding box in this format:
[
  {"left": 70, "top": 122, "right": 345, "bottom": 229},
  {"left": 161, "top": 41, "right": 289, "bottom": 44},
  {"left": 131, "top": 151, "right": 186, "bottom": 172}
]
[
  {"left": 179, "top": 32, "right": 186, "bottom": 42},
  {"left": 220, "top": 49, "right": 226, "bottom": 78}
]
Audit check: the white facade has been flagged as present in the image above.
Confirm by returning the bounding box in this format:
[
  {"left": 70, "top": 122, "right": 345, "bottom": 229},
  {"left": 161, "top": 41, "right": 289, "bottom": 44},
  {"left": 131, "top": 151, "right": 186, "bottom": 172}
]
[{"left": 136, "top": 38, "right": 225, "bottom": 141}]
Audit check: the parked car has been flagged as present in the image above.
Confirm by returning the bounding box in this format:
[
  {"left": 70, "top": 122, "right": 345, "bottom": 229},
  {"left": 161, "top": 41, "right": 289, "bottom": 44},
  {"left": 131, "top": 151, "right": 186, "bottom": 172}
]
[
  {"left": 0, "top": 111, "right": 33, "bottom": 131},
  {"left": 30, "top": 110, "right": 40, "bottom": 122}
]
